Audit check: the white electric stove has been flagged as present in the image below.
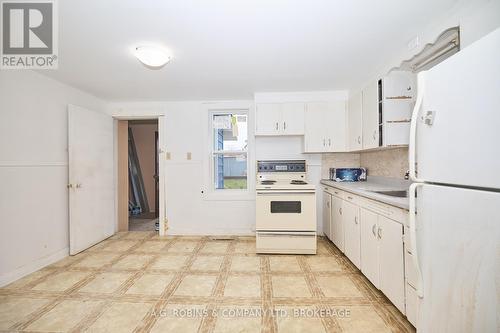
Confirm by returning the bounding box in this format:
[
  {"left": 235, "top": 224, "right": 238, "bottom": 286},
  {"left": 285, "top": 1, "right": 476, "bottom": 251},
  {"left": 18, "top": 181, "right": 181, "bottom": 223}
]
[{"left": 255, "top": 160, "right": 317, "bottom": 254}]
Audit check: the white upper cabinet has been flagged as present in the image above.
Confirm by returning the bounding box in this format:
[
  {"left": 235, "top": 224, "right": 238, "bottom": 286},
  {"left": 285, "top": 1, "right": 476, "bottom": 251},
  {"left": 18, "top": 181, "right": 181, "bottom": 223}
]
[
  {"left": 355, "top": 71, "right": 415, "bottom": 150},
  {"left": 361, "top": 81, "right": 379, "bottom": 149},
  {"left": 255, "top": 102, "right": 304, "bottom": 136},
  {"left": 304, "top": 101, "right": 346, "bottom": 152},
  {"left": 255, "top": 103, "right": 282, "bottom": 135},
  {"left": 347, "top": 91, "right": 363, "bottom": 151},
  {"left": 281, "top": 103, "right": 305, "bottom": 135}
]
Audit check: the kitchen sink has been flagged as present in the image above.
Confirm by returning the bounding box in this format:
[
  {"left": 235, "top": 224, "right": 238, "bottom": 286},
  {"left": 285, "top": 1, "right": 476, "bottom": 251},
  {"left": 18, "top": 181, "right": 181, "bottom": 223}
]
[{"left": 371, "top": 190, "right": 408, "bottom": 198}]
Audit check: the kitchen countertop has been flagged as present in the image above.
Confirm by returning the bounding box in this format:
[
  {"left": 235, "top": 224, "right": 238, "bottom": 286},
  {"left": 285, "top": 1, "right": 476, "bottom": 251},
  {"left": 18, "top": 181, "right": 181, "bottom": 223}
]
[{"left": 320, "top": 176, "right": 411, "bottom": 210}]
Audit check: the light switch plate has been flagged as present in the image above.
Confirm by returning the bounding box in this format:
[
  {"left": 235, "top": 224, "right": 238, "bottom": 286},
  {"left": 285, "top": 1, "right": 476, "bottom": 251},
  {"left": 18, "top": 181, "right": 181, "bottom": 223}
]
[{"left": 187, "top": 152, "right": 192, "bottom": 160}]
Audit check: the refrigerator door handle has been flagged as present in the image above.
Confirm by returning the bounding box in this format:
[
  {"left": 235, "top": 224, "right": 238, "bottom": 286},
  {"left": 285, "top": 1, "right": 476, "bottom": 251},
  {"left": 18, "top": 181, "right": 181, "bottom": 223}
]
[
  {"left": 409, "top": 73, "right": 426, "bottom": 183},
  {"left": 409, "top": 182, "right": 424, "bottom": 298}
]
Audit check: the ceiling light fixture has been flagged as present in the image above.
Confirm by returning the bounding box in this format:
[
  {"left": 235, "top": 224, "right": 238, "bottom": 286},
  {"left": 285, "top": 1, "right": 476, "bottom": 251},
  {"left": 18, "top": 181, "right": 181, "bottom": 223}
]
[{"left": 134, "top": 45, "right": 171, "bottom": 68}]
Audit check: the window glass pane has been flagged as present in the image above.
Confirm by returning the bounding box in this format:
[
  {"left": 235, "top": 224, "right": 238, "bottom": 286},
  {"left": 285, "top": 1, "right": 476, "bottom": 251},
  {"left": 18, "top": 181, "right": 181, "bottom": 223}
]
[
  {"left": 212, "top": 114, "right": 248, "bottom": 151},
  {"left": 213, "top": 154, "right": 247, "bottom": 189}
]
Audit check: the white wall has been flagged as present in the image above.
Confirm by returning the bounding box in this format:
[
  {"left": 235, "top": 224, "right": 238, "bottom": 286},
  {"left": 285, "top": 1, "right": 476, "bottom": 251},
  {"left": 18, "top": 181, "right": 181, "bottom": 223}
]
[
  {"left": 110, "top": 92, "right": 350, "bottom": 237},
  {"left": 352, "top": 0, "right": 500, "bottom": 93},
  {"left": 0, "top": 70, "right": 107, "bottom": 286},
  {"left": 110, "top": 101, "right": 257, "bottom": 236}
]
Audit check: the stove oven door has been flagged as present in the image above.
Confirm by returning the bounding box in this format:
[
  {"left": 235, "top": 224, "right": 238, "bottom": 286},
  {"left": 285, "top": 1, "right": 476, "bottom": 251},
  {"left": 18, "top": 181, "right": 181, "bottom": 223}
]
[{"left": 256, "top": 191, "right": 316, "bottom": 231}]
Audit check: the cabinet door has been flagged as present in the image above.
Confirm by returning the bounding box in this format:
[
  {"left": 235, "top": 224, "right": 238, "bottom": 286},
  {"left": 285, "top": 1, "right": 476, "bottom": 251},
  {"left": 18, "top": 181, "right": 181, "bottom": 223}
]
[
  {"left": 304, "top": 102, "right": 327, "bottom": 152},
  {"left": 323, "top": 100, "right": 347, "bottom": 152},
  {"left": 348, "top": 91, "right": 363, "bottom": 151},
  {"left": 360, "top": 208, "right": 380, "bottom": 288},
  {"left": 330, "top": 195, "right": 344, "bottom": 252},
  {"left": 322, "top": 192, "right": 332, "bottom": 240},
  {"left": 378, "top": 215, "right": 405, "bottom": 313},
  {"left": 255, "top": 103, "right": 282, "bottom": 135},
  {"left": 362, "top": 82, "right": 379, "bottom": 149},
  {"left": 382, "top": 71, "right": 416, "bottom": 99},
  {"left": 282, "top": 103, "right": 305, "bottom": 135},
  {"left": 343, "top": 201, "right": 361, "bottom": 268}
]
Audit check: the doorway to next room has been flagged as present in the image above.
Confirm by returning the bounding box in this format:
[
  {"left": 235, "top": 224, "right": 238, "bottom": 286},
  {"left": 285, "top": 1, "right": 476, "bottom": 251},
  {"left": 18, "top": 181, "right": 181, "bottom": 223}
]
[{"left": 118, "top": 119, "right": 159, "bottom": 232}]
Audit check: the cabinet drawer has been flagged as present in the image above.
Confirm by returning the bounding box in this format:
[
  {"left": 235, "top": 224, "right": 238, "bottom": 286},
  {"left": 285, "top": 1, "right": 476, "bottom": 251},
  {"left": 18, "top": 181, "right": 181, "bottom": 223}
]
[
  {"left": 323, "top": 186, "right": 343, "bottom": 198},
  {"left": 343, "top": 192, "right": 361, "bottom": 205},
  {"left": 405, "top": 283, "right": 418, "bottom": 327},
  {"left": 359, "top": 196, "right": 408, "bottom": 224},
  {"left": 405, "top": 250, "right": 417, "bottom": 289}
]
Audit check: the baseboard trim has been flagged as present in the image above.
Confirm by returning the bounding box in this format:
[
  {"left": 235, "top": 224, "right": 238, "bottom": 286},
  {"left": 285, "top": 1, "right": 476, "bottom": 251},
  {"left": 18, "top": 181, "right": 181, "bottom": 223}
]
[
  {"left": 0, "top": 247, "right": 69, "bottom": 287},
  {"left": 167, "top": 227, "right": 255, "bottom": 236}
]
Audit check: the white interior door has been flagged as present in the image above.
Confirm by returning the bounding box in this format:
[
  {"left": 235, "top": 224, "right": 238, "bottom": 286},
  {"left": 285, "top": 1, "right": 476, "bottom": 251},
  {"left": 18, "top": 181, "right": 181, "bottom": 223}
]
[
  {"left": 68, "top": 105, "right": 115, "bottom": 255},
  {"left": 415, "top": 184, "right": 500, "bottom": 332}
]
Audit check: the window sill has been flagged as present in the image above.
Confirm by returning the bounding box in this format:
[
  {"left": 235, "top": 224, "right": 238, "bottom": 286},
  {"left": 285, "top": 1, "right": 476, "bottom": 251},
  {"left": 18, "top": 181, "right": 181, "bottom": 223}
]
[{"left": 202, "top": 190, "right": 255, "bottom": 201}]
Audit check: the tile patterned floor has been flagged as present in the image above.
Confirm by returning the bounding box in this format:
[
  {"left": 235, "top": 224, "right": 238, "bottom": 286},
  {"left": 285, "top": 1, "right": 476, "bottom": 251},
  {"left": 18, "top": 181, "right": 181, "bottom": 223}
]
[{"left": 0, "top": 232, "right": 416, "bottom": 332}]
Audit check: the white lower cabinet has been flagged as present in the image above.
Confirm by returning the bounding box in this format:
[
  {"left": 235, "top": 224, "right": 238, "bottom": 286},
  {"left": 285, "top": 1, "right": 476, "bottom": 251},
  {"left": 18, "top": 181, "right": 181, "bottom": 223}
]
[
  {"left": 322, "top": 191, "right": 332, "bottom": 240},
  {"left": 360, "top": 208, "right": 380, "bottom": 286},
  {"left": 359, "top": 209, "right": 405, "bottom": 314},
  {"left": 330, "top": 194, "right": 344, "bottom": 252},
  {"left": 322, "top": 185, "right": 409, "bottom": 321},
  {"left": 343, "top": 201, "right": 361, "bottom": 269},
  {"left": 378, "top": 215, "right": 405, "bottom": 313}
]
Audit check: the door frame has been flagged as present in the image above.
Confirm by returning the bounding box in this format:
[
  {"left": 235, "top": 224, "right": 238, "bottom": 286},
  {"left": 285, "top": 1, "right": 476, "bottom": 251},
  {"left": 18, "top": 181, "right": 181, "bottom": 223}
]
[{"left": 114, "top": 115, "right": 167, "bottom": 236}]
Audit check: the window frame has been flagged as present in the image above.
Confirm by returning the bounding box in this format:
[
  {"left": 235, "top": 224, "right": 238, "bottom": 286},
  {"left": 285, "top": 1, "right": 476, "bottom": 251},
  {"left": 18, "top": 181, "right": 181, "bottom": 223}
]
[{"left": 208, "top": 109, "right": 250, "bottom": 194}]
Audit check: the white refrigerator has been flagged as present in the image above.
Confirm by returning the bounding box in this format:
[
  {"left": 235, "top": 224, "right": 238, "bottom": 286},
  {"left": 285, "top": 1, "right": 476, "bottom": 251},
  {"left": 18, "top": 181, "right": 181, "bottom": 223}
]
[{"left": 408, "top": 27, "right": 500, "bottom": 332}]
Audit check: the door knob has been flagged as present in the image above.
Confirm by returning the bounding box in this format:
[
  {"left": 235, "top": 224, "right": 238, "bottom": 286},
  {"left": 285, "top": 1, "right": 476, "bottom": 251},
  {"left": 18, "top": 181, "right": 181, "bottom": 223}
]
[
  {"left": 377, "top": 227, "right": 383, "bottom": 239},
  {"left": 372, "top": 224, "right": 377, "bottom": 236}
]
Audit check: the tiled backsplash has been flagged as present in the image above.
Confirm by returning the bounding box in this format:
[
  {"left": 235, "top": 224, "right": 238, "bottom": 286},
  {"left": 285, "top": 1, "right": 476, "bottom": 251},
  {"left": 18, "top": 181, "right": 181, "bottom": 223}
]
[
  {"left": 321, "top": 148, "right": 409, "bottom": 179},
  {"left": 321, "top": 153, "right": 360, "bottom": 179},
  {"left": 360, "top": 148, "right": 409, "bottom": 179}
]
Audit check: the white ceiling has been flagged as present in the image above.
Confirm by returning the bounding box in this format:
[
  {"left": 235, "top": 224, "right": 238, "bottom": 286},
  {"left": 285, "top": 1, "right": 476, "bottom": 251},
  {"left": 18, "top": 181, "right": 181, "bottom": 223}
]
[{"left": 42, "top": 0, "right": 459, "bottom": 101}]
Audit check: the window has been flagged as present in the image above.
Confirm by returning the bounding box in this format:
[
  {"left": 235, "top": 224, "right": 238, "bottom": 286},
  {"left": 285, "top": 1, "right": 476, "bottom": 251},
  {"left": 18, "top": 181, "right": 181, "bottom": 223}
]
[{"left": 211, "top": 112, "right": 248, "bottom": 190}]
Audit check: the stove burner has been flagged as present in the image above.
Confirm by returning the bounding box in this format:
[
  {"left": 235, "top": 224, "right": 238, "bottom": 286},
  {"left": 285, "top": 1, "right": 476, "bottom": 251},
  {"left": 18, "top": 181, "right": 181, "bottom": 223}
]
[
  {"left": 261, "top": 180, "right": 277, "bottom": 185},
  {"left": 290, "top": 180, "right": 308, "bottom": 185}
]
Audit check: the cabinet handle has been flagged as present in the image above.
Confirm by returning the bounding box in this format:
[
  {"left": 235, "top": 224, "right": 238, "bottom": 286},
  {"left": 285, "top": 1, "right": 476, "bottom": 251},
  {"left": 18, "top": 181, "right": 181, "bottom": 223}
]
[
  {"left": 283, "top": 122, "right": 286, "bottom": 130},
  {"left": 354, "top": 216, "right": 358, "bottom": 224},
  {"left": 347, "top": 196, "right": 353, "bottom": 200},
  {"left": 372, "top": 224, "right": 377, "bottom": 237},
  {"left": 323, "top": 139, "right": 326, "bottom": 146},
  {"left": 326, "top": 202, "right": 330, "bottom": 208},
  {"left": 276, "top": 122, "right": 279, "bottom": 130},
  {"left": 357, "top": 136, "right": 361, "bottom": 144},
  {"left": 328, "top": 138, "right": 331, "bottom": 146},
  {"left": 377, "top": 227, "right": 382, "bottom": 239},
  {"left": 339, "top": 208, "right": 342, "bottom": 215},
  {"left": 373, "top": 130, "right": 377, "bottom": 140}
]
